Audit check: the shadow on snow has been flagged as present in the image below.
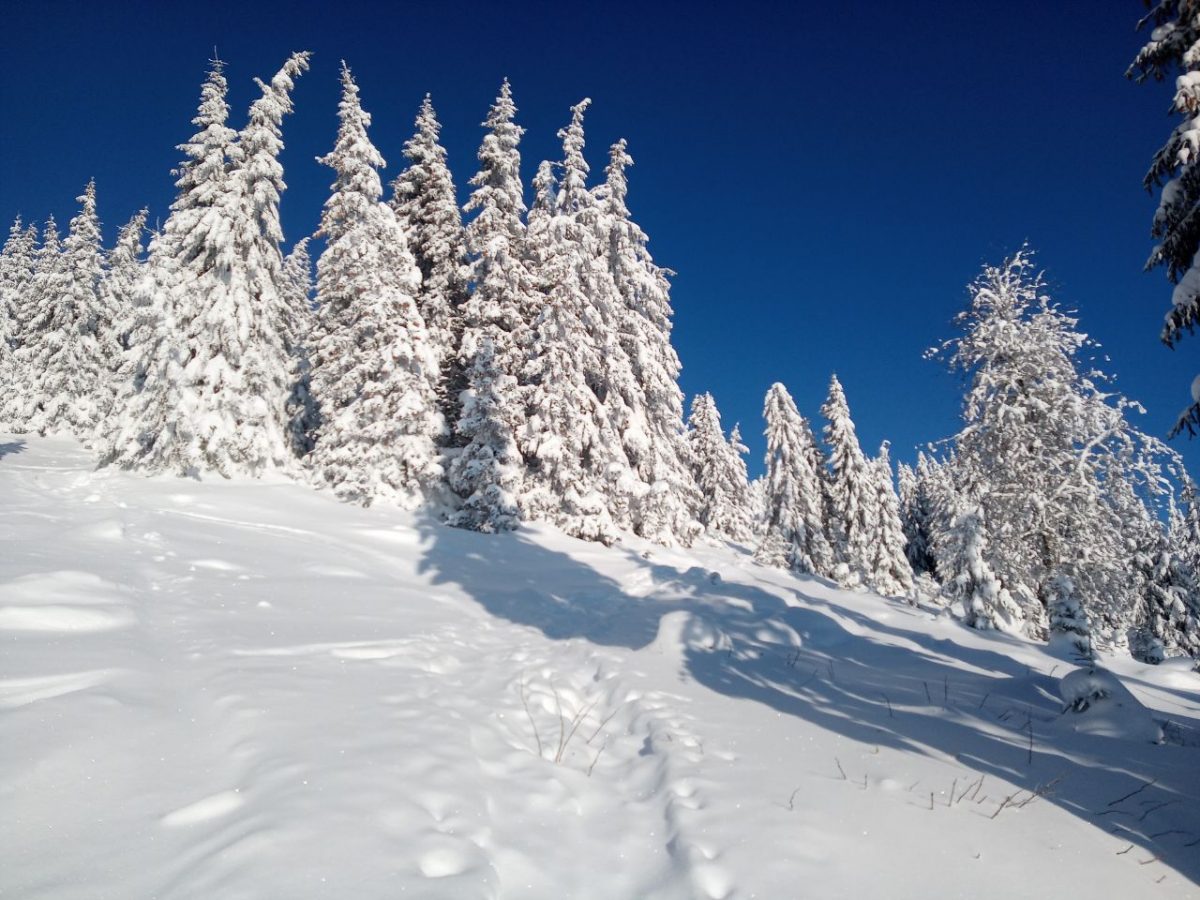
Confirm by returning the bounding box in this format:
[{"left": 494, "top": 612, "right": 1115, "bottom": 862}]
[{"left": 413, "top": 513, "right": 1200, "bottom": 885}]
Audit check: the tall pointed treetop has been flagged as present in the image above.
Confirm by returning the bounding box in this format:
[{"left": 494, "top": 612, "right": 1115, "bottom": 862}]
[{"left": 555, "top": 98, "right": 593, "bottom": 215}]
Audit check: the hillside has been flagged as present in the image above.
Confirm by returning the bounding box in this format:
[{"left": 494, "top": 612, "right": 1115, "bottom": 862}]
[{"left": 1, "top": 436, "right": 1198, "bottom": 899}]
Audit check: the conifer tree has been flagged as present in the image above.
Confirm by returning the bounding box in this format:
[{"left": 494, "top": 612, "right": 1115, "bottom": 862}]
[
  {"left": 757, "top": 382, "right": 833, "bottom": 574},
  {"left": 105, "top": 54, "right": 311, "bottom": 476},
  {"left": 519, "top": 101, "right": 623, "bottom": 543},
  {"left": 11, "top": 184, "right": 113, "bottom": 437},
  {"left": 281, "top": 237, "right": 317, "bottom": 455},
  {"left": 867, "top": 441, "right": 915, "bottom": 597},
  {"left": 1130, "top": 3, "right": 1200, "bottom": 435},
  {"left": 821, "top": 374, "right": 876, "bottom": 587},
  {"left": 0, "top": 218, "right": 36, "bottom": 379},
  {"left": 1130, "top": 500, "right": 1199, "bottom": 662},
  {"left": 688, "top": 392, "right": 753, "bottom": 541},
  {"left": 2, "top": 218, "right": 61, "bottom": 430},
  {"left": 448, "top": 336, "right": 522, "bottom": 531},
  {"left": 391, "top": 95, "right": 469, "bottom": 430},
  {"left": 898, "top": 453, "right": 938, "bottom": 575},
  {"left": 308, "top": 63, "right": 442, "bottom": 507},
  {"left": 452, "top": 80, "right": 534, "bottom": 530},
  {"left": 595, "top": 138, "right": 699, "bottom": 544},
  {"left": 103, "top": 208, "right": 148, "bottom": 356},
  {"left": 938, "top": 506, "right": 1024, "bottom": 630}
]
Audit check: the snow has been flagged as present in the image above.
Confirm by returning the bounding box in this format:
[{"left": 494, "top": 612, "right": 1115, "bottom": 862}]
[
  {"left": 1058, "top": 666, "right": 1164, "bottom": 744},
  {"left": 2, "top": 435, "right": 1198, "bottom": 898}
]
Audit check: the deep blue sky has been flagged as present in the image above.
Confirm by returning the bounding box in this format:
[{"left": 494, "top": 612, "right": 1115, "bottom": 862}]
[{"left": 1, "top": 0, "right": 1193, "bottom": 475}]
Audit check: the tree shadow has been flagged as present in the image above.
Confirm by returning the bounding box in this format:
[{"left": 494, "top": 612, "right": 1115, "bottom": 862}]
[
  {"left": 414, "top": 515, "right": 1200, "bottom": 885},
  {"left": 0, "top": 440, "right": 26, "bottom": 460}
]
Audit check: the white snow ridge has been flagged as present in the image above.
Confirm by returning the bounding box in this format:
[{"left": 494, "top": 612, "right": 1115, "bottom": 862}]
[{"left": 1, "top": 436, "right": 1198, "bottom": 898}]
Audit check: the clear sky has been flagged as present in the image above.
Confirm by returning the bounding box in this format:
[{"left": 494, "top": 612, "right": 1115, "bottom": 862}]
[{"left": 1, "top": 0, "right": 1193, "bottom": 476}]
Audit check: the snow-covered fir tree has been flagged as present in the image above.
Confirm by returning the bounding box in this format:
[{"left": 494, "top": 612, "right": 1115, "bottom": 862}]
[
  {"left": 595, "top": 138, "right": 699, "bottom": 545},
  {"left": 281, "top": 237, "right": 317, "bottom": 455},
  {"left": 519, "top": 101, "right": 624, "bottom": 543},
  {"left": 391, "top": 94, "right": 469, "bottom": 432},
  {"left": 938, "top": 506, "right": 1023, "bottom": 631},
  {"left": 447, "top": 336, "right": 522, "bottom": 531},
  {"left": 105, "top": 54, "right": 311, "bottom": 476},
  {"left": 756, "top": 382, "right": 833, "bottom": 575},
  {"left": 307, "top": 63, "right": 442, "bottom": 507},
  {"left": 102, "top": 208, "right": 148, "bottom": 357},
  {"left": 821, "top": 374, "right": 876, "bottom": 588},
  {"left": 11, "top": 183, "right": 115, "bottom": 438},
  {"left": 0, "top": 217, "right": 37, "bottom": 374},
  {"left": 222, "top": 50, "right": 312, "bottom": 464},
  {"left": 1, "top": 218, "right": 62, "bottom": 430},
  {"left": 688, "top": 392, "right": 754, "bottom": 542},
  {"left": 897, "top": 453, "right": 938, "bottom": 575},
  {"left": 867, "top": 441, "right": 915, "bottom": 598},
  {"left": 451, "top": 80, "right": 533, "bottom": 531},
  {"left": 1129, "top": 2, "right": 1200, "bottom": 435},
  {"left": 1128, "top": 491, "right": 1200, "bottom": 662}
]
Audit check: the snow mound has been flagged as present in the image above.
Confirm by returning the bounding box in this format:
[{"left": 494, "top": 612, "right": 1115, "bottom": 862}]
[{"left": 1058, "top": 666, "right": 1163, "bottom": 743}]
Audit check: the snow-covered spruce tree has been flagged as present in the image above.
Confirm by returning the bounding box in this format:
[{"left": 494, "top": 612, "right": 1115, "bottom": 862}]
[
  {"left": 105, "top": 54, "right": 311, "bottom": 476},
  {"left": 868, "top": 441, "right": 915, "bottom": 597},
  {"left": 15, "top": 182, "right": 116, "bottom": 437},
  {"left": 938, "top": 506, "right": 1024, "bottom": 631},
  {"left": 756, "top": 382, "right": 834, "bottom": 574},
  {"left": 821, "top": 374, "right": 877, "bottom": 588},
  {"left": 450, "top": 79, "right": 534, "bottom": 531},
  {"left": 1, "top": 218, "right": 63, "bottom": 431},
  {"left": 281, "top": 237, "right": 318, "bottom": 455},
  {"left": 519, "top": 101, "right": 625, "bottom": 543},
  {"left": 688, "top": 392, "right": 754, "bottom": 541},
  {"left": 101, "top": 59, "right": 236, "bottom": 469},
  {"left": 1126, "top": 485, "right": 1200, "bottom": 661},
  {"left": 594, "top": 138, "right": 700, "bottom": 545},
  {"left": 222, "top": 51, "right": 312, "bottom": 462},
  {"left": 102, "top": 208, "right": 148, "bottom": 356},
  {"left": 307, "top": 63, "right": 442, "bottom": 507},
  {"left": 898, "top": 452, "right": 938, "bottom": 575},
  {"left": 1129, "top": 2, "right": 1200, "bottom": 435},
  {"left": 447, "top": 336, "right": 522, "bottom": 530},
  {"left": 391, "top": 94, "right": 469, "bottom": 434},
  {"left": 0, "top": 217, "right": 37, "bottom": 382}
]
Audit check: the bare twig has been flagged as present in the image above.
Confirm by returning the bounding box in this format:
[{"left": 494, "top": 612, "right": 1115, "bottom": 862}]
[
  {"left": 784, "top": 787, "right": 801, "bottom": 811},
  {"left": 558, "top": 698, "right": 598, "bottom": 763},
  {"left": 1138, "top": 799, "right": 1179, "bottom": 822},
  {"left": 835, "top": 758, "right": 848, "bottom": 780},
  {"left": 1107, "top": 778, "right": 1156, "bottom": 807},
  {"left": 519, "top": 678, "right": 543, "bottom": 759},
  {"left": 1116, "top": 843, "right": 1134, "bottom": 855},
  {"left": 881, "top": 693, "right": 894, "bottom": 718},
  {"left": 585, "top": 710, "right": 624, "bottom": 748},
  {"left": 586, "top": 739, "right": 607, "bottom": 777}
]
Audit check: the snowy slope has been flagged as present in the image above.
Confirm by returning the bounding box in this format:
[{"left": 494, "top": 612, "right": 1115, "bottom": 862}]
[{"left": 1, "top": 436, "right": 1198, "bottom": 899}]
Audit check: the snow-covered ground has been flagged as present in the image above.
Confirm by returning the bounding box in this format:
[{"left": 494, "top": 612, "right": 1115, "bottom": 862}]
[{"left": 2, "top": 436, "right": 1198, "bottom": 899}]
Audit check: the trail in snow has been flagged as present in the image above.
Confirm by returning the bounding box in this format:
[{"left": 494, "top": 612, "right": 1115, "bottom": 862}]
[{"left": 1, "top": 436, "right": 1198, "bottom": 899}]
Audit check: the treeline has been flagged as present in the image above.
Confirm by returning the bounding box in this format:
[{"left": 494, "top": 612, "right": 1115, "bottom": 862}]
[{"left": 0, "top": 53, "right": 1196, "bottom": 664}]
